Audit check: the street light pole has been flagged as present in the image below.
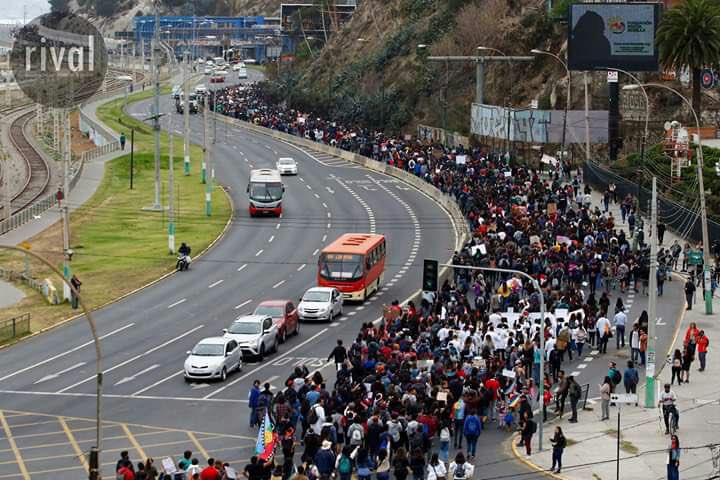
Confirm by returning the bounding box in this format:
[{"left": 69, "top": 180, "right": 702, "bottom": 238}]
[
  {"left": 183, "top": 50, "right": 191, "bottom": 176},
  {"left": 477, "top": 47, "right": 511, "bottom": 156},
  {"left": 0, "top": 246, "right": 103, "bottom": 480},
  {"left": 640, "top": 82, "right": 713, "bottom": 315},
  {"left": 441, "top": 263, "right": 546, "bottom": 451},
  {"left": 531, "top": 49, "right": 571, "bottom": 167},
  {"left": 151, "top": 0, "right": 162, "bottom": 210}
]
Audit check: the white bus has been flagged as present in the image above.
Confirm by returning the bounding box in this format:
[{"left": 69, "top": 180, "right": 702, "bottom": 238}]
[{"left": 247, "top": 169, "right": 284, "bottom": 217}]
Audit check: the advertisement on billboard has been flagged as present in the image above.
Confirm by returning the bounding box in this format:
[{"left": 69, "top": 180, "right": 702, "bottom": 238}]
[{"left": 568, "top": 3, "right": 661, "bottom": 71}]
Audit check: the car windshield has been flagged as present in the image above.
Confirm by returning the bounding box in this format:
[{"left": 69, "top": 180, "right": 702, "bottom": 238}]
[
  {"left": 254, "top": 306, "right": 284, "bottom": 317},
  {"left": 320, "top": 253, "right": 364, "bottom": 281},
  {"left": 279, "top": 159, "right": 294, "bottom": 165},
  {"left": 227, "top": 322, "right": 261, "bottom": 334},
  {"left": 249, "top": 182, "right": 283, "bottom": 202},
  {"left": 303, "top": 291, "right": 331, "bottom": 302},
  {"left": 191, "top": 343, "right": 224, "bottom": 356}
]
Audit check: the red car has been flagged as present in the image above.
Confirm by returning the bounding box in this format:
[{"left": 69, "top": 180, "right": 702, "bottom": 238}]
[{"left": 253, "top": 300, "right": 299, "bottom": 343}]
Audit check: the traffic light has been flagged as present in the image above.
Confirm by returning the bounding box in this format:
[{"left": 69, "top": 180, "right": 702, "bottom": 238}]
[{"left": 423, "top": 259, "right": 439, "bottom": 292}]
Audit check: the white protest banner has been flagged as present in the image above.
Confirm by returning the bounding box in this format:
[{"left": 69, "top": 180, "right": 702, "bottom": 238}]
[{"left": 456, "top": 154, "right": 467, "bottom": 165}]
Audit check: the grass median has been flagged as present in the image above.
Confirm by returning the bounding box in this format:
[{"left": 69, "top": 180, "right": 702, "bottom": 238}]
[{"left": 0, "top": 88, "right": 231, "bottom": 338}]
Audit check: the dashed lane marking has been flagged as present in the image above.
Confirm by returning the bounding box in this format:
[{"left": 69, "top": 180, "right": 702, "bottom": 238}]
[
  {"left": 313, "top": 248, "right": 319, "bottom": 256},
  {"left": 234, "top": 299, "right": 252, "bottom": 310},
  {"left": 255, "top": 249, "right": 264, "bottom": 256},
  {"left": 268, "top": 235, "right": 275, "bottom": 243},
  {"left": 168, "top": 298, "right": 187, "bottom": 309},
  {"left": 314, "top": 193, "right": 320, "bottom": 199},
  {"left": 577, "top": 363, "right": 588, "bottom": 369},
  {"left": 276, "top": 223, "right": 281, "bottom": 230},
  {"left": 330, "top": 322, "right": 340, "bottom": 327},
  {"left": 297, "top": 264, "right": 306, "bottom": 272},
  {"left": 591, "top": 350, "right": 599, "bottom": 355},
  {"left": 272, "top": 280, "right": 286, "bottom": 289},
  {"left": 322, "top": 234, "right": 327, "bottom": 242},
  {"left": 238, "top": 263, "right": 248, "bottom": 272},
  {"left": 208, "top": 280, "right": 224, "bottom": 289},
  {"left": 131, "top": 370, "right": 184, "bottom": 396},
  {"left": 322, "top": 202, "right": 328, "bottom": 208},
  {"left": 584, "top": 357, "right": 594, "bottom": 362}
]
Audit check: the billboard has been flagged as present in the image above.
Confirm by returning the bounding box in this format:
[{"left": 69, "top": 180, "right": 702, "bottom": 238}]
[{"left": 568, "top": 3, "right": 661, "bottom": 71}]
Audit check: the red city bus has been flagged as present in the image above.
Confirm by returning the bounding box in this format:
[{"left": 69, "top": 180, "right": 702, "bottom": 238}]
[{"left": 318, "top": 233, "right": 386, "bottom": 301}]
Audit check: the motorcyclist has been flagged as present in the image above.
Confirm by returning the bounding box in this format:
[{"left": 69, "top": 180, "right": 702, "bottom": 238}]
[
  {"left": 658, "top": 383, "right": 679, "bottom": 434},
  {"left": 177, "top": 243, "right": 191, "bottom": 270}
]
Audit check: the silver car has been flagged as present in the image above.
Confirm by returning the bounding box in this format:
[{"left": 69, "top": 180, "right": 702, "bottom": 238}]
[
  {"left": 184, "top": 337, "right": 242, "bottom": 382},
  {"left": 298, "top": 287, "right": 343, "bottom": 321},
  {"left": 223, "top": 314, "right": 278, "bottom": 359}
]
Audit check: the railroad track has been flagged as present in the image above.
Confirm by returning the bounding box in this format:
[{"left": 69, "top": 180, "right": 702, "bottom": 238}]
[{"left": 0, "top": 69, "right": 145, "bottom": 221}]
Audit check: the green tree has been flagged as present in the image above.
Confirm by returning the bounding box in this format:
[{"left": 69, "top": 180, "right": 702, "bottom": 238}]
[{"left": 656, "top": 0, "right": 720, "bottom": 114}]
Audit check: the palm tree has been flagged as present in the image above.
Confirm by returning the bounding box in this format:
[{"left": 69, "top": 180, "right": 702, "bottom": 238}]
[{"left": 656, "top": 0, "right": 720, "bottom": 114}]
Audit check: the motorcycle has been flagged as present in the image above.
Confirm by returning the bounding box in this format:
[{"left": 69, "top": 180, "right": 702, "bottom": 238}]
[{"left": 177, "top": 254, "right": 192, "bottom": 271}]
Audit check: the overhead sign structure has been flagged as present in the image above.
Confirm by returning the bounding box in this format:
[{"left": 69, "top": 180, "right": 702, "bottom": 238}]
[{"left": 568, "top": 3, "right": 661, "bottom": 71}]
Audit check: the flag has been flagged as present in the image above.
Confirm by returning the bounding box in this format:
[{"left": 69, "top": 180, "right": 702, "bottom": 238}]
[{"left": 255, "top": 410, "right": 277, "bottom": 461}]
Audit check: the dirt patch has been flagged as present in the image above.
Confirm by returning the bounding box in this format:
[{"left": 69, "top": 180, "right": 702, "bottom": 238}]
[{"left": 70, "top": 111, "right": 97, "bottom": 156}]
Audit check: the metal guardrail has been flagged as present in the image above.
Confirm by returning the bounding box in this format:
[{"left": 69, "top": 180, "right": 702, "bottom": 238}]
[{"left": 0, "top": 313, "right": 30, "bottom": 342}]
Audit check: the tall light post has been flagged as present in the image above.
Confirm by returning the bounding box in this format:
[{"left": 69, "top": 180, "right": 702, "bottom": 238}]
[
  {"left": 635, "top": 82, "right": 713, "bottom": 315},
  {"left": 0, "top": 246, "right": 103, "bottom": 480},
  {"left": 478, "top": 46, "right": 511, "bottom": 155},
  {"left": 617, "top": 76, "right": 650, "bottom": 213},
  {"left": 531, "top": 49, "right": 571, "bottom": 166},
  {"left": 183, "top": 49, "right": 191, "bottom": 176}
]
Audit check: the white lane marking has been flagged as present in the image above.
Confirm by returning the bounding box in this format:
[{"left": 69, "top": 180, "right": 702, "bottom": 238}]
[
  {"left": 299, "top": 177, "right": 305, "bottom": 182},
  {"left": 326, "top": 187, "right": 334, "bottom": 194},
  {"left": 168, "top": 298, "right": 187, "bottom": 309},
  {"left": 268, "top": 235, "right": 275, "bottom": 243},
  {"left": 276, "top": 223, "right": 281, "bottom": 230},
  {"left": 571, "top": 371, "right": 580, "bottom": 377},
  {"left": 591, "top": 350, "right": 599, "bottom": 355},
  {"left": 314, "top": 193, "right": 320, "bottom": 199},
  {"left": 272, "top": 280, "right": 286, "bottom": 289},
  {"left": 327, "top": 212, "right": 331, "bottom": 218},
  {"left": 0, "top": 323, "right": 136, "bottom": 383},
  {"left": 306, "top": 185, "right": 312, "bottom": 190},
  {"left": 656, "top": 317, "right": 666, "bottom": 325},
  {"left": 322, "top": 234, "right": 327, "bottom": 242},
  {"left": 339, "top": 317, "right": 348, "bottom": 322},
  {"left": 255, "top": 249, "right": 264, "bottom": 256},
  {"left": 238, "top": 264, "right": 248, "bottom": 272},
  {"left": 132, "top": 370, "right": 184, "bottom": 396},
  {"left": 313, "top": 248, "right": 319, "bottom": 256},
  {"left": 208, "top": 280, "right": 224, "bottom": 289},
  {"left": 327, "top": 223, "right": 331, "bottom": 228},
  {"left": 356, "top": 306, "right": 365, "bottom": 311},
  {"left": 34, "top": 363, "right": 86, "bottom": 385},
  {"left": 0, "top": 389, "right": 249, "bottom": 404},
  {"left": 115, "top": 364, "right": 160, "bottom": 386},
  {"left": 235, "top": 299, "right": 253, "bottom": 310},
  {"left": 203, "top": 328, "right": 330, "bottom": 399},
  {"left": 330, "top": 322, "right": 340, "bottom": 327},
  {"left": 322, "top": 202, "right": 328, "bottom": 208},
  {"left": 297, "top": 264, "right": 306, "bottom": 272},
  {"left": 584, "top": 357, "right": 594, "bottom": 362},
  {"left": 348, "top": 312, "right": 357, "bottom": 316},
  {"left": 577, "top": 363, "right": 588, "bottom": 369},
  {"left": 57, "top": 325, "right": 205, "bottom": 393}
]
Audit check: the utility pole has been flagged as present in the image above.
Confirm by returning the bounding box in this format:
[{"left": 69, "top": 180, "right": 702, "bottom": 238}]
[
  {"left": 168, "top": 115, "right": 175, "bottom": 253},
  {"left": 645, "top": 177, "right": 658, "bottom": 407},
  {"left": 183, "top": 50, "right": 190, "bottom": 176},
  {"left": 203, "top": 96, "right": 211, "bottom": 215},
  {"left": 696, "top": 145, "right": 714, "bottom": 314},
  {"left": 62, "top": 108, "right": 72, "bottom": 302},
  {"left": 150, "top": 0, "right": 162, "bottom": 210},
  {"left": 201, "top": 90, "right": 207, "bottom": 184}
]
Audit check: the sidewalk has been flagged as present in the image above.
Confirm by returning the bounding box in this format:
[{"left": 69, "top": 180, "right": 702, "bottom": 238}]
[{"left": 514, "top": 289, "right": 718, "bottom": 479}]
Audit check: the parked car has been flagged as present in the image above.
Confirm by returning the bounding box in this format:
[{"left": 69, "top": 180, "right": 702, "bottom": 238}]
[
  {"left": 253, "top": 300, "right": 299, "bottom": 343},
  {"left": 184, "top": 337, "right": 242, "bottom": 382},
  {"left": 223, "top": 314, "right": 278, "bottom": 359},
  {"left": 276, "top": 157, "right": 298, "bottom": 175},
  {"left": 194, "top": 84, "right": 208, "bottom": 96},
  {"left": 298, "top": 287, "right": 343, "bottom": 321}
]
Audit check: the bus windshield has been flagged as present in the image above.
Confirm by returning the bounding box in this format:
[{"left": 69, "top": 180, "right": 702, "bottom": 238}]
[
  {"left": 319, "top": 253, "right": 364, "bottom": 281},
  {"left": 249, "top": 182, "right": 283, "bottom": 202}
]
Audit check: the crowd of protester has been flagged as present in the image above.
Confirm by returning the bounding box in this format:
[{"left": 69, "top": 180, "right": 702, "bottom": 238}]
[{"left": 113, "top": 83, "right": 720, "bottom": 480}]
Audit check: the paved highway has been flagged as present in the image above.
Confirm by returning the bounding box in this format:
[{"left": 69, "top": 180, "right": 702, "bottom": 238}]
[{"left": 0, "top": 71, "right": 684, "bottom": 479}]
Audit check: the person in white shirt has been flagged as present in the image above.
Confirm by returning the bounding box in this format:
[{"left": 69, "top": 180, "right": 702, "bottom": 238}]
[
  {"left": 488, "top": 312, "right": 502, "bottom": 327},
  {"left": 427, "top": 453, "right": 447, "bottom": 480},
  {"left": 595, "top": 315, "right": 612, "bottom": 354},
  {"left": 438, "top": 325, "right": 450, "bottom": 343},
  {"left": 310, "top": 398, "right": 326, "bottom": 435},
  {"left": 448, "top": 452, "right": 475, "bottom": 479},
  {"left": 613, "top": 310, "right": 627, "bottom": 349}
]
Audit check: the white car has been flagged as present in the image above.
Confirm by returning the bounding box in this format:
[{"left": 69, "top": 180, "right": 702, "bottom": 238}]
[
  {"left": 276, "top": 157, "right": 297, "bottom": 175},
  {"left": 223, "top": 314, "right": 278, "bottom": 359},
  {"left": 204, "top": 66, "right": 213, "bottom": 75},
  {"left": 237, "top": 68, "right": 248, "bottom": 79},
  {"left": 184, "top": 337, "right": 242, "bottom": 382},
  {"left": 194, "top": 84, "right": 207, "bottom": 96},
  {"left": 232, "top": 62, "right": 246, "bottom": 71},
  {"left": 298, "top": 287, "right": 343, "bottom": 321}
]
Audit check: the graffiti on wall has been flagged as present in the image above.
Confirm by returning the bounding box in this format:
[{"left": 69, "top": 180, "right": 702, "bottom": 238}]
[{"left": 470, "top": 103, "right": 609, "bottom": 144}]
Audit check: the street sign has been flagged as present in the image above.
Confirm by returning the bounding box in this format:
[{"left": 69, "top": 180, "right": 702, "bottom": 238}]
[
  {"left": 610, "top": 393, "right": 637, "bottom": 404},
  {"left": 607, "top": 71, "right": 618, "bottom": 83},
  {"left": 701, "top": 69, "right": 716, "bottom": 89},
  {"left": 688, "top": 250, "right": 703, "bottom": 265}
]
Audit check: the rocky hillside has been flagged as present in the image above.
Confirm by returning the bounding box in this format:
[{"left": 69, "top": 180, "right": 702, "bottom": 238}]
[{"left": 263, "top": 0, "right": 570, "bottom": 135}]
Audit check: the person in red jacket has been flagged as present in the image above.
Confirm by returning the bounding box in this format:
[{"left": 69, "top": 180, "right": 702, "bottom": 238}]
[
  {"left": 484, "top": 376, "right": 500, "bottom": 421},
  {"left": 697, "top": 330, "right": 710, "bottom": 372},
  {"left": 117, "top": 465, "right": 135, "bottom": 480},
  {"left": 684, "top": 322, "right": 701, "bottom": 356},
  {"left": 200, "top": 457, "right": 221, "bottom": 480}
]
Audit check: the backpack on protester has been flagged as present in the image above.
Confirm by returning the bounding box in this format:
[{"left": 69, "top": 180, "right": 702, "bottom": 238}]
[
  {"left": 351, "top": 426, "right": 363, "bottom": 444},
  {"left": 530, "top": 420, "right": 537, "bottom": 434},
  {"left": 308, "top": 405, "right": 319, "bottom": 424},
  {"left": 453, "top": 463, "right": 467, "bottom": 480},
  {"left": 339, "top": 456, "right": 352, "bottom": 475},
  {"left": 612, "top": 369, "right": 622, "bottom": 385},
  {"left": 464, "top": 416, "right": 479, "bottom": 436}
]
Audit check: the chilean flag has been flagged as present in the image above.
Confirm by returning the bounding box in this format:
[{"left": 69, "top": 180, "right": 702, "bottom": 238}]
[{"left": 255, "top": 411, "right": 278, "bottom": 461}]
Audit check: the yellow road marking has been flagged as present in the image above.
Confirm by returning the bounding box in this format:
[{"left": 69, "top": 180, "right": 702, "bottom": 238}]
[
  {"left": 58, "top": 417, "right": 88, "bottom": 472},
  {"left": 4, "top": 419, "right": 59, "bottom": 429},
  {"left": 0, "top": 429, "right": 181, "bottom": 454},
  {"left": 121, "top": 424, "right": 147, "bottom": 461},
  {"left": 1, "top": 409, "right": 255, "bottom": 441},
  {"left": 1, "top": 413, "right": 30, "bottom": 419},
  {"left": 25, "top": 465, "right": 87, "bottom": 476},
  {"left": 0, "top": 411, "right": 30, "bottom": 480},
  {"left": 187, "top": 431, "right": 210, "bottom": 460},
  {"left": 105, "top": 435, "right": 227, "bottom": 455}
]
